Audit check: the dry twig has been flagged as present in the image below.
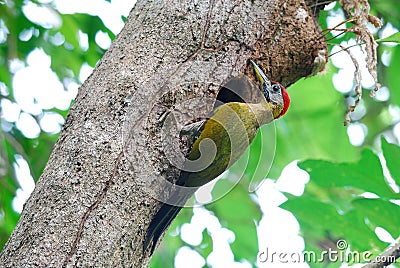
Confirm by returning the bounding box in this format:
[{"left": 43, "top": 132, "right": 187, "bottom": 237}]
[{"left": 337, "top": 0, "right": 382, "bottom": 125}]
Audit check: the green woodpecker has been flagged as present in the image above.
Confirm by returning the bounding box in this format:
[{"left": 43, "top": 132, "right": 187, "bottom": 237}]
[{"left": 143, "top": 60, "right": 290, "bottom": 254}]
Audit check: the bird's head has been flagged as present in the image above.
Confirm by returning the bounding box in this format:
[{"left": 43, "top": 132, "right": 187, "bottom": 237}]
[{"left": 250, "top": 60, "right": 290, "bottom": 119}]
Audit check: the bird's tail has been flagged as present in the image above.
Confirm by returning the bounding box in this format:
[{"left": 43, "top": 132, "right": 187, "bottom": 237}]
[
  {"left": 143, "top": 189, "right": 193, "bottom": 255},
  {"left": 143, "top": 202, "right": 183, "bottom": 254}
]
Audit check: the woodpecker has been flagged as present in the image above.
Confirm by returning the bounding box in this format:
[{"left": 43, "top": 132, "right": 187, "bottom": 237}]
[{"left": 143, "top": 60, "right": 290, "bottom": 254}]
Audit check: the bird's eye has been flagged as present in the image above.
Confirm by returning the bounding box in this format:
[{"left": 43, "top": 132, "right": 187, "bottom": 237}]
[{"left": 272, "top": 84, "right": 281, "bottom": 92}]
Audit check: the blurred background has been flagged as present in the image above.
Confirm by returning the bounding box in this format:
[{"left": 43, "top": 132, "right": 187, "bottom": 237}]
[{"left": 0, "top": 0, "right": 399, "bottom": 267}]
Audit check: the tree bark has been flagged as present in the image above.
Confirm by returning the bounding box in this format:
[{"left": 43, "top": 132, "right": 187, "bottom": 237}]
[{"left": 0, "top": 0, "right": 327, "bottom": 267}]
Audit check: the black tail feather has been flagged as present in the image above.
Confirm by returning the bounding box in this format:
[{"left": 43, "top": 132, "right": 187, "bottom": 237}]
[
  {"left": 143, "top": 202, "right": 184, "bottom": 254},
  {"left": 143, "top": 174, "right": 196, "bottom": 255}
]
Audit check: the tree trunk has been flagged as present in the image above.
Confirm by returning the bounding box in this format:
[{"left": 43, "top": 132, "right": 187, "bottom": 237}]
[{"left": 0, "top": 0, "right": 327, "bottom": 267}]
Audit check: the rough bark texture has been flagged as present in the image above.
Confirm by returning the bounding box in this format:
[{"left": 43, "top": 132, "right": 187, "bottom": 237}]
[{"left": 0, "top": 0, "right": 327, "bottom": 267}]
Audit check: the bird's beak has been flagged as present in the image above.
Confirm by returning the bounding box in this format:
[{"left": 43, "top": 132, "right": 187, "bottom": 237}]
[
  {"left": 250, "top": 59, "right": 272, "bottom": 89},
  {"left": 250, "top": 59, "right": 271, "bottom": 102}
]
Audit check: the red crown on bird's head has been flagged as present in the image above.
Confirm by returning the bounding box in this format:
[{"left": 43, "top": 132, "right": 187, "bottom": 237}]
[{"left": 272, "top": 81, "right": 290, "bottom": 119}]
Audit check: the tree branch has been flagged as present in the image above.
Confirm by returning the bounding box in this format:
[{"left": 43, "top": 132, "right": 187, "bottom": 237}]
[{"left": 362, "top": 242, "right": 400, "bottom": 268}]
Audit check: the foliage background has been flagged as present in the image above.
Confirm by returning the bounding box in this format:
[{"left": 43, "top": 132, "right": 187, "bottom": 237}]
[{"left": 0, "top": 1, "right": 399, "bottom": 267}]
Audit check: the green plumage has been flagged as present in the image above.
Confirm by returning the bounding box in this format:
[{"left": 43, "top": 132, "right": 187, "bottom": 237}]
[{"left": 179, "top": 101, "right": 275, "bottom": 187}]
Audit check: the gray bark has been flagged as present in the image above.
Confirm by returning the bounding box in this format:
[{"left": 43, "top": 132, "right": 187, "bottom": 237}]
[{"left": 0, "top": 0, "right": 327, "bottom": 267}]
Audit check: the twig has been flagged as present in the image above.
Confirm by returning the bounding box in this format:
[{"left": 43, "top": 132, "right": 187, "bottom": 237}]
[
  {"left": 320, "top": 17, "right": 356, "bottom": 38},
  {"left": 325, "top": 30, "right": 349, "bottom": 42},
  {"left": 328, "top": 42, "right": 365, "bottom": 57},
  {"left": 309, "top": 0, "right": 335, "bottom": 8},
  {"left": 362, "top": 242, "right": 400, "bottom": 268},
  {"left": 340, "top": 44, "right": 361, "bottom": 126}
]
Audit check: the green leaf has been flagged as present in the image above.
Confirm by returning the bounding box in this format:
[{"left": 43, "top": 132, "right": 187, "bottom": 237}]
[
  {"left": 298, "top": 149, "right": 398, "bottom": 199},
  {"left": 59, "top": 15, "right": 80, "bottom": 49},
  {"left": 340, "top": 210, "right": 385, "bottom": 252},
  {"left": 198, "top": 228, "right": 213, "bottom": 257},
  {"left": 281, "top": 197, "right": 386, "bottom": 256},
  {"left": 207, "top": 183, "right": 261, "bottom": 263},
  {"left": 381, "top": 137, "right": 400, "bottom": 186},
  {"left": 387, "top": 45, "right": 400, "bottom": 107},
  {"left": 0, "top": 174, "right": 20, "bottom": 250},
  {"left": 352, "top": 198, "right": 400, "bottom": 240},
  {"left": 285, "top": 145, "right": 395, "bottom": 259},
  {"left": 281, "top": 197, "right": 341, "bottom": 232},
  {"left": 376, "top": 32, "right": 400, "bottom": 43}
]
